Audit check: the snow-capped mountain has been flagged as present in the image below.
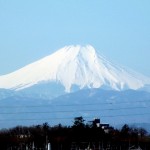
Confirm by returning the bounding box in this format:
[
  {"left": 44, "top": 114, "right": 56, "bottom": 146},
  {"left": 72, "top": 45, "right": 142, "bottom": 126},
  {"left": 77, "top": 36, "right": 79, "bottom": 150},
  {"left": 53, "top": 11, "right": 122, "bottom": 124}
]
[
  {"left": 0, "top": 45, "right": 150, "bottom": 93},
  {"left": 0, "top": 45, "right": 150, "bottom": 128}
]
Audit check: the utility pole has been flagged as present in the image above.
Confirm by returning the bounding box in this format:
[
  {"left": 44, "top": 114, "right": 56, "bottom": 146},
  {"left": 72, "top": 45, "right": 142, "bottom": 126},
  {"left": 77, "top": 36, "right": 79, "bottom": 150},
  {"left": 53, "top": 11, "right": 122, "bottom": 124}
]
[
  {"left": 45, "top": 135, "right": 48, "bottom": 150},
  {"left": 48, "top": 143, "right": 51, "bottom": 150},
  {"left": 32, "top": 141, "right": 35, "bottom": 150}
]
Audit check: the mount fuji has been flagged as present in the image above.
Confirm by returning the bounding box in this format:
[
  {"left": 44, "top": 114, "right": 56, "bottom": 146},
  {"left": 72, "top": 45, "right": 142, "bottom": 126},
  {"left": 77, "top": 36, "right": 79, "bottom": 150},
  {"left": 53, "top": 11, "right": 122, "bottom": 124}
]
[
  {"left": 0, "top": 45, "right": 150, "bottom": 96},
  {"left": 0, "top": 45, "right": 150, "bottom": 128}
]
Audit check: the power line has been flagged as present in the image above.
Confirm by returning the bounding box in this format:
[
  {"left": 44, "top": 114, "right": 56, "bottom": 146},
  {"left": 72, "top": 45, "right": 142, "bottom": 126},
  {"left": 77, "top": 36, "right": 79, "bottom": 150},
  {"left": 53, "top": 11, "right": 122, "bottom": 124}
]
[
  {"left": 0, "top": 99, "right": 150, "bottom": 109},
  {"left": 0, "top": 106, "right": 150, "bottom": 115},
  {"left": 0, "top": 112, "right": 150, "bottom": 122}
]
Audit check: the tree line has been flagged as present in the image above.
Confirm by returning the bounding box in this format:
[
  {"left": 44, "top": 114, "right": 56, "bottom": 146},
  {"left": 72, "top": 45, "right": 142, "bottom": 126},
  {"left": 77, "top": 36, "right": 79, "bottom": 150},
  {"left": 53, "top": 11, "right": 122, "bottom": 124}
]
[{"left": 0, "top": 116, "right": 150, "bottom": 150}]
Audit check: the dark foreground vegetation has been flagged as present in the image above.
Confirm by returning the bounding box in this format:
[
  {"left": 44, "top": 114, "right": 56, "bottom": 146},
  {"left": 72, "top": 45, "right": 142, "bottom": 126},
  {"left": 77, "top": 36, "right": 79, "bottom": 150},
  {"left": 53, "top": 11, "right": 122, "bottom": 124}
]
[{"left": 0, "top": 117, "right": 150, "bottom": 150}]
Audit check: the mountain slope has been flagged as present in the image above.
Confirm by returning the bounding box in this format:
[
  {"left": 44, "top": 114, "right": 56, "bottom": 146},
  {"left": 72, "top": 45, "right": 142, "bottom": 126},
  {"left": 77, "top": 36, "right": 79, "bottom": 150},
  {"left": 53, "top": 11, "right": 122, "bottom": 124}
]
[
  {"left": 0, "top": 89, "right": 150, "bottom": 128},
  {"left": 0, "top": 45, "right": 150, "bottom": 92}
]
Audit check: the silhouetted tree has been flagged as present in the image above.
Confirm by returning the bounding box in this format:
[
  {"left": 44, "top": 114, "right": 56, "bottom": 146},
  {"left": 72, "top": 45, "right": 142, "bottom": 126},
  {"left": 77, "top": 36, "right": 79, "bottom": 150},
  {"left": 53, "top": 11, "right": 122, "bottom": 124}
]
[
  {"left": 72, "top": 116, "right": 85, "bottom": 128},
  {"left": 138, "top": 127, "right": 148, "bottom": 138}
]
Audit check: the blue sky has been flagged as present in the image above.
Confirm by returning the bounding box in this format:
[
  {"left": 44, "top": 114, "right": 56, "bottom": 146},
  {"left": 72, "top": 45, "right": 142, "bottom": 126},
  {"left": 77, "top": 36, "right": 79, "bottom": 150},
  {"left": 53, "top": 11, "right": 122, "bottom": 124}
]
[{"left": 0, "top": 0, "right": 150, "bottom": 76}]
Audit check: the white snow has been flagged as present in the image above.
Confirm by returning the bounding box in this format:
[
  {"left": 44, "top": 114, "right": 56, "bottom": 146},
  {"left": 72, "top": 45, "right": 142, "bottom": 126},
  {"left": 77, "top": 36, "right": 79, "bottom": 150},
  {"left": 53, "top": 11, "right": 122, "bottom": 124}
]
[{"left": 0, "top": 45, "right": 150, "bottom": 92}]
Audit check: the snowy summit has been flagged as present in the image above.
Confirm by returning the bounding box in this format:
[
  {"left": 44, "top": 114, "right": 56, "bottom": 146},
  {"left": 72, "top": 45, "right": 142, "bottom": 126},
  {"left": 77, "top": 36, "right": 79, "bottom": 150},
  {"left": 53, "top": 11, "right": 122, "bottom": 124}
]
[{"left": 0, "top": 45, "right": 150, "bottom": 92}]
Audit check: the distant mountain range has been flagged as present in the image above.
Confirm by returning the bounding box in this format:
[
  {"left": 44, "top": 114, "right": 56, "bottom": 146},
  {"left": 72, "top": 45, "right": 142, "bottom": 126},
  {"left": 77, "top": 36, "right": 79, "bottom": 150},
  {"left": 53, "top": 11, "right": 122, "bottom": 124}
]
[
  {"left": 0, "top": 88, "right": 150, "bottom": 130},
  {"left": 0, "top": 45, "right": 150, "bottom": 130}
]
